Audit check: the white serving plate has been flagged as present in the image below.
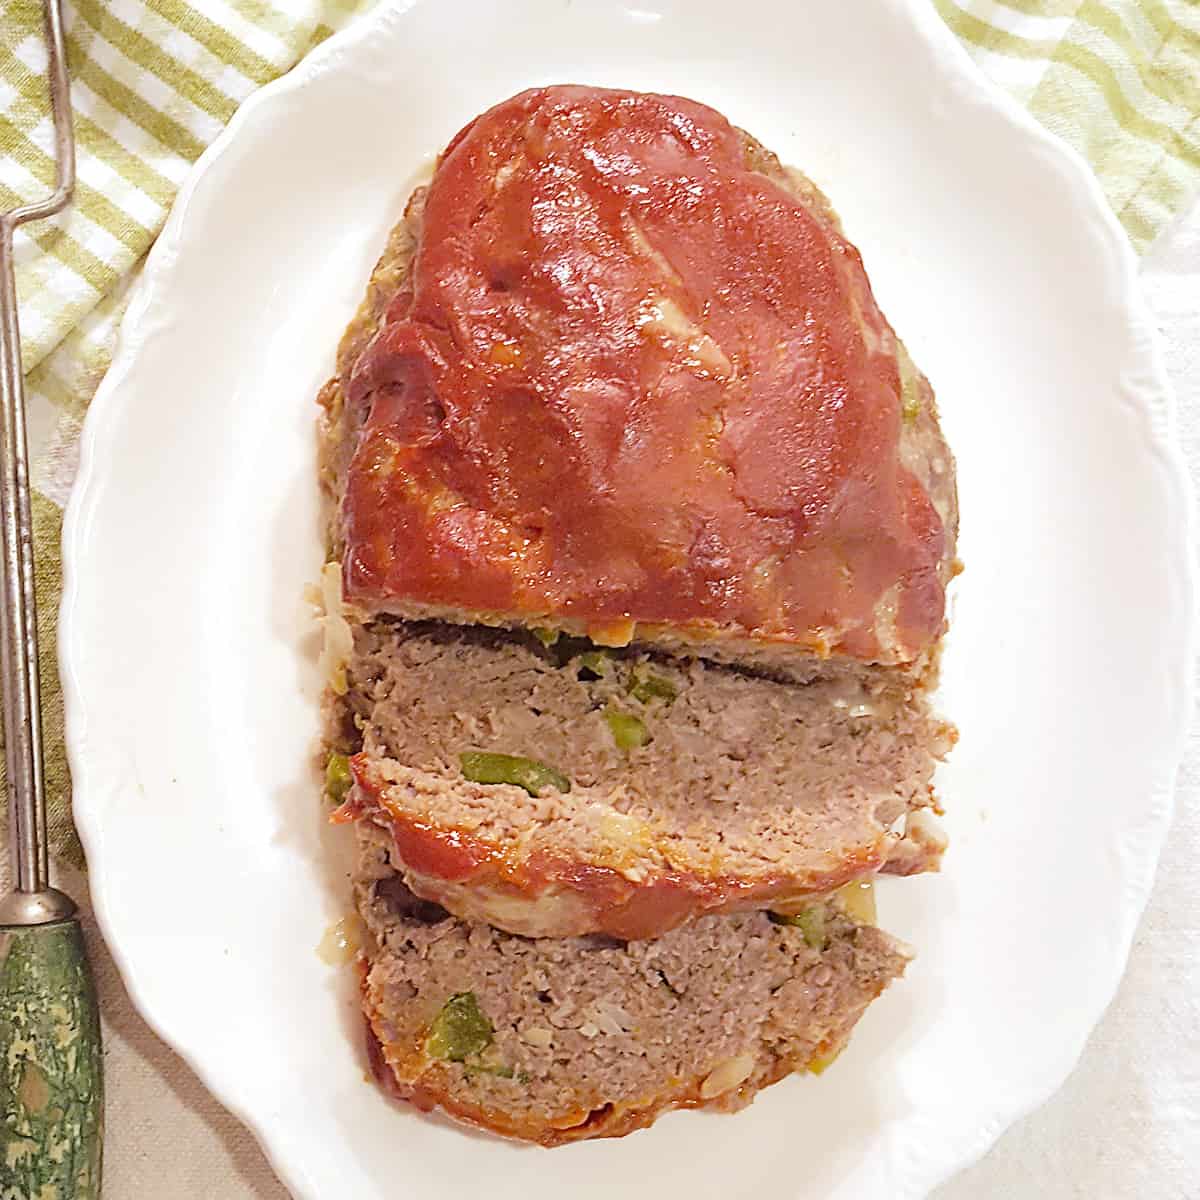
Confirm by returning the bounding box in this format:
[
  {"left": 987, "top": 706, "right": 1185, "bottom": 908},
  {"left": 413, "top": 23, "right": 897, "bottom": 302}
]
[{"left": 60, "top": 1, "right": 1196, "bottom": 1196}]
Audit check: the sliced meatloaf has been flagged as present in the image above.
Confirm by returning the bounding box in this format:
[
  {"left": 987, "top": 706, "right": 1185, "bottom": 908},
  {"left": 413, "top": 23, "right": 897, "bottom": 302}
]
[
  {"left": 319, "top": 85, "right": 958, "bottom": 674},
  {"left": 331, "top": 621, "right": 952, "bottom": 939},
  {"left": 355, "top": 823, "right": 910, "bottom": 1145}
]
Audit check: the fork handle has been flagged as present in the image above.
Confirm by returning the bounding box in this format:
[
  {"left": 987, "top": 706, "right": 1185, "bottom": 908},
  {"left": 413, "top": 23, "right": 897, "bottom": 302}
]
[{"left": 0, "top": 912, "right": 103, "bottom": 1196}]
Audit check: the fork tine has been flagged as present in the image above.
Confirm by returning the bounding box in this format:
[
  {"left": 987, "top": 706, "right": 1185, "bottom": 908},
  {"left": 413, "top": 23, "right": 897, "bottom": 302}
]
[{"left": 2, "top": 0, "right": 74, "bottom": 230}]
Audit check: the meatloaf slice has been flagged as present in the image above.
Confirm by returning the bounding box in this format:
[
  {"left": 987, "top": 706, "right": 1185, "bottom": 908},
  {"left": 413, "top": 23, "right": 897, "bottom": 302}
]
[
  {"left": 332, "top": 621, "right": 952, "bottom": 940},
  {"left": 319, "top": 85, "right": 958, "bottom": 675},
  {"left": 355, "top": 823, "right": 910, "bottom": 1145}
]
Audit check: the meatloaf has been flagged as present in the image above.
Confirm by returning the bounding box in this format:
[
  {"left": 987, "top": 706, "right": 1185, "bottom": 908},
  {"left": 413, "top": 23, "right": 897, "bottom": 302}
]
[
  {"left": 317, "top": 84, "right": 956, "bottom": 1143},
  {"left": 332, "top": 620, "right": 952, "bottom": 939},
  {"left": 355, "top": 822, "right": 910, "bottom": 1145},
  {"left": 319, "top": 85, "right": 958, "bottom": 673}
]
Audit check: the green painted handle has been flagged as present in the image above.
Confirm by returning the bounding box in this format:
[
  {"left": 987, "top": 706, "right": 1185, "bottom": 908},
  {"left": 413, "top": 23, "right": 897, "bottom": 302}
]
[{"left": 0, "top": 918, "right": 103, "bottom": 1197}]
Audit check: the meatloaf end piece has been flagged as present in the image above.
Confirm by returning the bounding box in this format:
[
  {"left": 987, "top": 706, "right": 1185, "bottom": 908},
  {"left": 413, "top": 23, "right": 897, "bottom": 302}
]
[
  {"left": 355, "top": 823, "right": 910, "bottom": 1145},
  {"left": 319, "top": 85, "right": 958, "bottom": 675},
  {"left": 331, "top": 621, "right": 952, "bottom": 940}
]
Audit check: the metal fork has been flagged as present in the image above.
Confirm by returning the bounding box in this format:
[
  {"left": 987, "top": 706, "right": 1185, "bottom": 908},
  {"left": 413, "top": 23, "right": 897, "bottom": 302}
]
[{"left": 0, "top": 0, "right": 104, "bottom": 1193}]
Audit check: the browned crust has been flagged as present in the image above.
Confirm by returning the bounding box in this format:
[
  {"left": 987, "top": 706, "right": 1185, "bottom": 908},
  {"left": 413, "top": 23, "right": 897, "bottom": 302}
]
[{"left": 317, "top": 192, "right": 423, "bottom": 553}]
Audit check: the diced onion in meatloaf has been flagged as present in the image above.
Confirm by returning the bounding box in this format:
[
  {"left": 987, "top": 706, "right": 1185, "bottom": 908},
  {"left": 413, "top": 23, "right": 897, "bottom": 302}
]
[
  {"left": 355, "top": 823, "right": 911, "bottom": 1146},
  {"left": 335, "top": 621, "right": 953, "bottom": 940}
]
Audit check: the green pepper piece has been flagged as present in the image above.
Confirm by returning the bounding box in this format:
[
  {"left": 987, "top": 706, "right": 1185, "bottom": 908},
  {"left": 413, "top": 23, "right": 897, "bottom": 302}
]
[
  {"left": 460, "top": 751, "right": 571, "bottom": 797},
  {"left": 577, "top": 650, "right": 612, "bottom": 678},
  {"left": 769, "top": 906, "right": 827, "bottom": 950},
  {"left": 604, "top": 708, "right": 650, "bottom": 751},
  {"left": 426, "top": 992, "right": 494, "bottom": 1062},
  {"left": 627, "top": 667, "right": 678, "bottom": 705},
  {"left": 324, "top": 753, "right": 353, "bottom": 804}
]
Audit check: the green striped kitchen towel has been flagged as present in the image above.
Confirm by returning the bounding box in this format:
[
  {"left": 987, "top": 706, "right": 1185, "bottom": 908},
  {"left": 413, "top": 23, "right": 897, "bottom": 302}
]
[
  {"left": 1, "top": 0, "right": 1198, "bottom": 866},
  {"left": 935, "top": 0, "right": 1200, "bottom": 250}
]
